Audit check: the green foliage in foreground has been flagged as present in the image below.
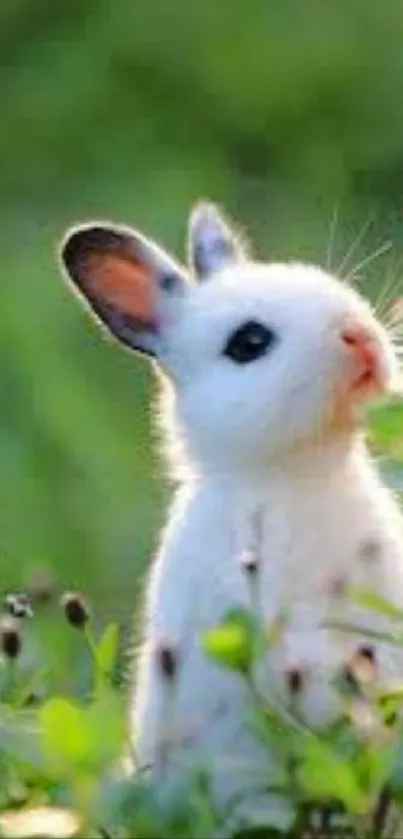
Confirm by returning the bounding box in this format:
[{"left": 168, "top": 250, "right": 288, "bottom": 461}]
[
  {"left": 3, "top": 558, "right": 403, "bottom": 834},
  {"left": 0, "top": 404, "right": 402, "bottom": 839}
]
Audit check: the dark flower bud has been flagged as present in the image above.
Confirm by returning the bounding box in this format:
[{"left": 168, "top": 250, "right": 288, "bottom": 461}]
[
  {"left": 356, "top": 644, "right": 376, "bottom": 663},
  {"left": 0, "top": 617, "right": 22, "bottom": 659},
  {"left": 24, "top": 692, "right": 40, "bottom": 707},
  {"left": 359, "top": 538, "right": 381, "bottom": 564},
  {"left": 328, "top": 575, "right": 348, "bottom": 599},
  {"left": 241, "top": 549, "right": 259, "bottom": 576},
  {"left": 60, "top": 592, "right": 90, "bottom": 628},
  {"left": 350, "top": 644, "right": 377, "bottom": 685},
  {"left": 156, "top": 643, "right": 179, "bottom": 682},
  {"left": 340, "top": 663, "right": 360, "bottom": 695},
  {"left": 285, "top": 666, "right": 305, "bottom": 696}
]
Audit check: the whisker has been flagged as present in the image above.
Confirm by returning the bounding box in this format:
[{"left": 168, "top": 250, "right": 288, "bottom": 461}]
[
  {"left": 325, "top": 204, "right": 339, "bottom": 271},
  {"left": 382, "top": 287, "right": 403, "bottom": 331},
  {"left": 349, "top": 272, "right": 364, "bottom": 284},
  {"left": 386, "top": 313, "right": 403, "bottom": 335},
  {"left": 375, "top": 264, "right": 401, "bottom": 323},
  {"left": 375, "top": 267, "right": 396, "bottom": 319},
  {"left": 337, "top": 214, "right": 374, "bottom": 279},
  {"left": 347, "top": 240, "right": 393, "bottom": 281},
  {"left": 389, "top": 336, "right": 403, "bottom": 350}
]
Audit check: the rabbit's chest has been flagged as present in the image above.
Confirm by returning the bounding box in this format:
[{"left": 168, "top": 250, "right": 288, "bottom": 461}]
[
  {"left": 192, "top": 483, "right": 403, "bottom": 682},
  {"left": 202, "top": 490, "right": 373, "bottom": 624},
  {"left": 153, "top": 476, "right": 403, "bottom": 682},
  {"left": 190, "top": 496, "right": 403, "bottom": 725},
  {"left": 258, "top": 496, "right": 368, "bottom": 615}
]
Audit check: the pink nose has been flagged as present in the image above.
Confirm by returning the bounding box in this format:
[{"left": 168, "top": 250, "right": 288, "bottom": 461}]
[{"left": 340, "top": 325, "right": 377, "bottom": 379}]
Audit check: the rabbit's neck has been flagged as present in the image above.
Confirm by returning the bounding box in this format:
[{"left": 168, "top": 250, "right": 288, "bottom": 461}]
[
  {"left": 174, "top": 429, "right": 396, "bottom": 621},
  {"left": 177, "top": 431, "right": 386, "bottom": 561},
  {"left": 192, "top": 429, "right": 369, "bottom": 502}
]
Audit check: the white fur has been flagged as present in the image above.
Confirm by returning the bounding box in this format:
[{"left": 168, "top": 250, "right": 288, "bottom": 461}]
[{"left": 130, "top": 257, "right": 403, "bottom": 824}]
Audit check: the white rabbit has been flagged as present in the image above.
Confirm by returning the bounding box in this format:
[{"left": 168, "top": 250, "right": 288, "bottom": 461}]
[{"left": 60, "top": 202, "right": 403, "bottom": 830}]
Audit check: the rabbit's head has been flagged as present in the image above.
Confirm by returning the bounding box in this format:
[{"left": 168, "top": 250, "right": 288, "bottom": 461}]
[{"left": 60, "top": 203, "right": 399, "bottom": 473}]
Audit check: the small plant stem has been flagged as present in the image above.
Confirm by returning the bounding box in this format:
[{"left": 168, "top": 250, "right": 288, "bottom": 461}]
[
  {"left": 83, "top": 625, "right": 109, "bottom": 694},
  {"left": 83, "top": 624, "right": 98, "bottom": 662},
  {"left": 373, "top": 784, "right": 392, "bottom": 838},
  {"left": 4, "top": 660, "right": 17, "bottom": 703},
  {"left": 13, "top": 665, "right": 49, "bottom": 709},
  {"left": 156, "top": 678, "right": 178, "bottom": 778}
]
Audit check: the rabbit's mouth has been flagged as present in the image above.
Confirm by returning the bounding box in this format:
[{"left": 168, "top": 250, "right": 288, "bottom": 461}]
[
  {"left": 349, "top": 359, "right": 382, "bottom": 396},
  {"left": 328, "top": 329, "right": 393, "bottom": 431},
  {"left": 339, "top": 322, "right": 393, "bottom": 403}
]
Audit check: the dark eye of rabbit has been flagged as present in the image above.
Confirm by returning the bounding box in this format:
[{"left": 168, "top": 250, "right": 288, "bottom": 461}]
[{"left": 223, "top": 321, "right": 277, "bottom": 364}]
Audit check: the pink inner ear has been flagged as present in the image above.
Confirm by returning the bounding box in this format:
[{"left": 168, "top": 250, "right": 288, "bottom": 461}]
[{"left": 87, "top": 253, "right": 156, "bottom": 325}]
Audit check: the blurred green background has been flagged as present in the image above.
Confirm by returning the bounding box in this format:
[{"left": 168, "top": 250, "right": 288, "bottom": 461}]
[{"left": 2, "top": 0, "right": 403, "bottom": 629}]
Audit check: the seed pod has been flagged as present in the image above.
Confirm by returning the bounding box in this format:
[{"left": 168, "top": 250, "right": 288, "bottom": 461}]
[
  {"left": 0, "top": 617, "right": 22, "bottom": 659},
  {"left": 156, "top": 643, "right": 179, "bottom": 682},
  {"left": 359, "top": 538, "right": 381, "bottom": 564},
  {"left": 240, "top": 550, "right": 259, "bottom": 576},
  {"left": 340, "top": 663, "right": 361, "bottom": 695},
  {"left": 60, "top": 592, "right": 90, "bottom": 628},
  {"left": 285, "top": 666, "right": 305, "bottom": 696},
  {"left": 356, "top": 644, "right": 376, "bottom": 663},
  {"left": 328, "top": 575, "right": 348, "bottom": 599},
  {"left": 351, "top": 644, "right": 377, "bottom": 685}
]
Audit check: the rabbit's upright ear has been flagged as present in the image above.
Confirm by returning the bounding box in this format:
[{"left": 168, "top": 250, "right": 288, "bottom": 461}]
[
  {"left": 60, "top": 223, "right": 188, "bottom": 356},
  {"left": 188, "top": 201, "right": 248, "bottom": 281}
]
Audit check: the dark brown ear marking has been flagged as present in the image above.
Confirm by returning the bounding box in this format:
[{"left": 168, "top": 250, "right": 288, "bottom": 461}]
[
  {"left": 61, "top": 225, "right": 165, "bottom": 354},
  {"left": 62, "top": 227, "right": 156, "bottom": 325},
  {"left": 60, "top": 220, "right": 188, "bottom": 358},
  {"left": 62, "top": 225, "right": 131, "bottom": 278}
]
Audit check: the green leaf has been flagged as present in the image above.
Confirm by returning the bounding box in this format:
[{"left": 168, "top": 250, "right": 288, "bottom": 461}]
[
  {"left": 202, "top": 608, "right": 255, "bottom": 673},
  {"left": 85, "top": 692, "right": 126, "bottom": 767},
  {"left": 347, "top": 587, "right": 403, "bottom": 622},
  {"left": 96, "top": 622, "right": 119, "bottom": 676},
  {"left": 297, "top": 740, "right": 367, "bottom": 814},
  {"left": 40, "top": 698, "right": 91, "bottom": 772},
  {"left": 378, "top": 686, "right": 403, "bottom": 704},
  {"left": 39, "top": 693, "right": 126, "bottom": 777},
  {"left": 369, "top": 400, "right": 403, "bottom": 462},
  {"left": 388, "top": 730, "right": 403, "bottom": 797},
  {"left": 265, "top": 609, "right": 290, "bottom": 648},
  {"left": 322, "top": 621, "right": 403, "bottom": 647}
]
